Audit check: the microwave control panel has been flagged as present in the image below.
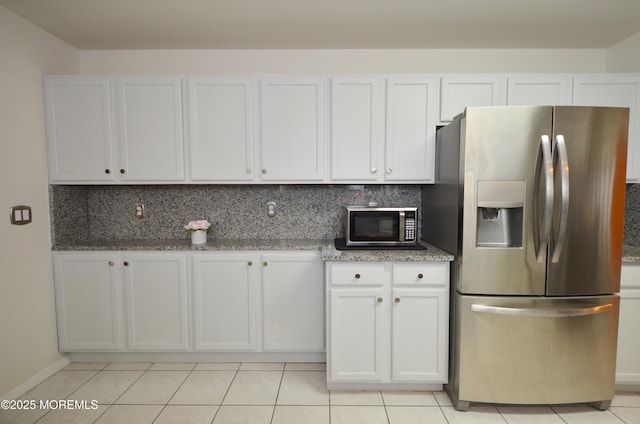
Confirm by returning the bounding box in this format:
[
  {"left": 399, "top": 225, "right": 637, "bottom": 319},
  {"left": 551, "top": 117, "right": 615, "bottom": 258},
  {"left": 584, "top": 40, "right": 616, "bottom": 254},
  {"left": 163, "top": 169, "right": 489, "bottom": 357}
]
[{"left": 405, "top": 211, "right": 416, "bottom": 241}]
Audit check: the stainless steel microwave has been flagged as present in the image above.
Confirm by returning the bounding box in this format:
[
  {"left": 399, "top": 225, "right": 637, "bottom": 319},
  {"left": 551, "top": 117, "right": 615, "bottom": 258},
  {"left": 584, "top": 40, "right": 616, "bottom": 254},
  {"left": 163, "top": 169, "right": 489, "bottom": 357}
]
[{"left": 344, "top": 206, "right": 418, "bottom": 246}]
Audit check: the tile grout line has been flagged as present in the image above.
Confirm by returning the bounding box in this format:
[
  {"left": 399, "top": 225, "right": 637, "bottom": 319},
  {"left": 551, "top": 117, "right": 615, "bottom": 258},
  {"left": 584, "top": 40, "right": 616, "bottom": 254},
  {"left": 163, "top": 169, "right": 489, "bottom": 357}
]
[{"left": 150, "top": 363, "right": 197, "bottom": 423}]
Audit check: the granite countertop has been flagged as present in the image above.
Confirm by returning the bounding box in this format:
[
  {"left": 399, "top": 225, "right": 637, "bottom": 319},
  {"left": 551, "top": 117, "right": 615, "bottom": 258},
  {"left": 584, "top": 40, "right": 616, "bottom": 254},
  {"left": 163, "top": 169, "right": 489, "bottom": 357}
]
[
  {"left": 623, "top": 245, "right": 640, "bottom": 263},
  {"left": 53, "top": 239, "right": 455, "bottom": 262}
]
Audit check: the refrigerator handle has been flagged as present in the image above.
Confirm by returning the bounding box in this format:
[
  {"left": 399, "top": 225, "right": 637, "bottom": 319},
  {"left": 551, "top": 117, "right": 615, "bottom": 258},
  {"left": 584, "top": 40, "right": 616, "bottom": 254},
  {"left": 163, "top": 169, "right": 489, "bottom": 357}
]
[
  {"left": 533, "top": 135, "right": 554, "bottom": 262},
  {"left": 471, "top": 303, "right": 613, "bottom": 318},
  {"left": 551, "top": 135, "right": 570, "bottom": 263}
]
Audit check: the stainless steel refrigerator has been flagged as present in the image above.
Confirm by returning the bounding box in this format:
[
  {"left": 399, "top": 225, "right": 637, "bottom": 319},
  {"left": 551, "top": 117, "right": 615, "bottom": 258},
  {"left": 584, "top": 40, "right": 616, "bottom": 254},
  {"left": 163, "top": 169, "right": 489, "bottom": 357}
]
[{"left": 423, "top": 106, "right": 629, "bottom": 411}]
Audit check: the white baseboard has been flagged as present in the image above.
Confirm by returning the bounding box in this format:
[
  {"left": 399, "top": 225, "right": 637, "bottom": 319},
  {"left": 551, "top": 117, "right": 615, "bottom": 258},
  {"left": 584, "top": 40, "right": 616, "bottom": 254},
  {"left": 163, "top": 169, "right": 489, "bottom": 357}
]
[{"left": 1, "top": 356, "right": 70, "bottom": 400}]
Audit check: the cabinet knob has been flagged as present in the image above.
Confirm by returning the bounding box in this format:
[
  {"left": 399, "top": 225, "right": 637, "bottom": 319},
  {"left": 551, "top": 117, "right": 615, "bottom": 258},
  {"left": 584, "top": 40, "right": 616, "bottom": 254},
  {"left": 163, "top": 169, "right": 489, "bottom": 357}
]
[
  {"left": 105, "top": 169, "right": 111, "bottom": 174},
  {"left": 386, "top": 168, "right": 392, "bottom": 174},
  {"left": 123, "top": 261, "right": 129, "bottom": 266},
  {"left": 120, "top": 169, "right": 126, "bottom": 174},
  {"left": 262, "top": 169, "right": 267, "bottom": 174},
  {"left": 418, "top": 273, "right": 424, "bottom": 279},
  {"left": 108, "top": 261, "right": 114, "bottom": 266},
  {"left": 248, "top": 261, "right": 253, "bottom": 266},
  {"left": 247, "top": 168, "right": 252, "bottom": 174},
  {"left": 395, "top": 297, "right": 401, "bottom": 303},
  {"left": 355, "top": 273, "right": 361, "bottom": 279},
  {"left": 371, "top": 168, "right": 377, "bottom": 174},
  {"left": 377, "top": 297, "right": 383, "bottom": 303},
  {"left": 263, "top": 261, "right": 268, "bottom": 266}
]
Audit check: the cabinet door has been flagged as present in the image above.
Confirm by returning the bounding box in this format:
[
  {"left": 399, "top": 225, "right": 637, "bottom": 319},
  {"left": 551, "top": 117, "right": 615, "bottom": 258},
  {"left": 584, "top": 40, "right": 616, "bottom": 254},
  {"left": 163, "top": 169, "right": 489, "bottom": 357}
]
[
  {"left": 439, "top": 75, "right": 507, "bottom": 122},
  {"left": 44, "top": 76, "right": 115, "bottom": 182},
  {"left": 391, "top": 288, "right": 448, "bottom": 382},
  {"left": 386, "top": 76, "right": 437, "bottom": 182},
  {"left": 507, "top": 75, "right": 573, "bottom": 106},
  {"left": 573, "top": 75, "right": 640, "bottom": 182},
  {"left": 261, "top": 252, "right": 324, "bottom": 351},
  {"left": 260, "top": 77, "right": 326, "bottom": 181},
  {"left": 187, "top": 77, "right": 256, "bottom": 181},
  {"left": 116, "top": 77, "right": 185, "bottom": 181},
  {"left": 53, "top": 253, "right": 123, "bottom": 350},
  {"left": 192, "top": 254, "right": 257, "bottom": 351},
  {"left": 329, "top": 288, "right": 387, "bottom": 381},
  {"left": 123, "top": 253, "right": 189, "bottom": 350},
  {"left": 617, "top": 265, "right": 640, "bottom": 384},
  {"left": 330, "top": 77, "right": 385, "bottom": 181}
]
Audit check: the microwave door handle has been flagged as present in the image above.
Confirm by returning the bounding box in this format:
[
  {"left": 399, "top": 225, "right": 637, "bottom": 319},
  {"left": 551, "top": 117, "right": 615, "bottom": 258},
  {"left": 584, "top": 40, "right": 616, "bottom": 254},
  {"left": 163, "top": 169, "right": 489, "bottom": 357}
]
[
  {"left": 471, "top": 303, "right": 613, "bottom": 318},
  {"left": 399, "top": 211, "right": 405, "bottom": 242},
  {"left": 533, "top": 135, "right": 554, "bottom": 262},
  {"left": 551, "top": 135, "right": 570, "bottom": 263}
]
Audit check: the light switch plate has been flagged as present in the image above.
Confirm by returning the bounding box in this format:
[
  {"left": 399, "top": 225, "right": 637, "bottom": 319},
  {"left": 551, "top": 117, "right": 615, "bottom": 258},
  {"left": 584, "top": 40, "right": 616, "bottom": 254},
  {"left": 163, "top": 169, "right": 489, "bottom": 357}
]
[{"left": 10, "top": 205, "right": 32, "bottom": 225}]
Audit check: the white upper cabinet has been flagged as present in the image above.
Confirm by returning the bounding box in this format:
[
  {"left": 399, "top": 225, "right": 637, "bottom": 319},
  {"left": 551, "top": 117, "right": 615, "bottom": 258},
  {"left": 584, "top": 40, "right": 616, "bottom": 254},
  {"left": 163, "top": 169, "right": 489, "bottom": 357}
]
[
  {"left": 573, "top": 74, "right": 640, "bottom": 182},
  {"left": 439, "top": 75, "right": 507, "bottom": 123},
  {"left": 330, "top": 77, "right": 385, "bottom": 181},
  {"left": 115, "top": 77, "right": 185, "bottom": 181},
  {"left": 45, "top": 76, "right": 186, "bottom": 183},
  {"left": 44, "top": 76, "right": 115, "bottom": 182},
  {"left": 330, "top": 76, "right": 436, "bottom": 183},
  {"left": 260, "top": 77, "right": 327, "bottom": 182},
  {"left": 507, "top": 75, "right": 573, "bottom": 106},
  {"left": 386, "top": 76, "right": 437, "bottom": 182},
  {"left": 187, "top": 77, "right": 256, "bottom": 181}
]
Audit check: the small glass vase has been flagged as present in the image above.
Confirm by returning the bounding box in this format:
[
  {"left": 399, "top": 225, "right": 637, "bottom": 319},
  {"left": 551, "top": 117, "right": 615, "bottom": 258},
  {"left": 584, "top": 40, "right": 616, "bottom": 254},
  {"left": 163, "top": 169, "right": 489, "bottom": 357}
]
[{"left": 191, "top": 230, "right": 207, "bottom": 245}]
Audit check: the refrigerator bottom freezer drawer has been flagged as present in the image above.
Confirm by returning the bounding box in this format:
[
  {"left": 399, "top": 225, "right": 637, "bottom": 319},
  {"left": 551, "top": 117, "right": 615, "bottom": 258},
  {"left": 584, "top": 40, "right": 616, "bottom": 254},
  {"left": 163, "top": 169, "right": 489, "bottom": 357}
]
[{"left": 451, "top": 294, "right": 619, "bottom": 408}]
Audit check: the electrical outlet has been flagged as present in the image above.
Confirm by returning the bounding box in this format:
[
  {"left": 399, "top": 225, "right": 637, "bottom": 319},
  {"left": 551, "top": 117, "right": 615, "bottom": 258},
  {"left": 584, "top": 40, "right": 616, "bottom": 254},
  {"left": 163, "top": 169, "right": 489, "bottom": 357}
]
[
  {"left": 267, "top": 201, "right": 277, "bottom": 217},
  {"left": 135, "top": 203, "right": 145, "bottom": 219}
]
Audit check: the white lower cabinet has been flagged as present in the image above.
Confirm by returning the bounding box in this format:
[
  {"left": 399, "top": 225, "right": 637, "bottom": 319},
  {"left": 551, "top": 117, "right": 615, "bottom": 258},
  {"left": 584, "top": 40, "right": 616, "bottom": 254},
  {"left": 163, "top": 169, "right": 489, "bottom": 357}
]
[
  {"left": 326, "top": 261, "right": 449, "bottom": 388},
  {"left": 54, "top": 250, "right": 325, "bottom": 355},
  {"left": 53, "top": 253, "right": 123, "bottom": 351},
  {"left": 617, "top": 264, "right": 640, "bottom": 386},
  {"left": 192, "top": 253, "right": 257, "bottom": 351},
  {"left": 191, "top": 251, "right": 324, "bottom": 353},
  {"left": 261, "top": 252, "right": 325, "bottom": 351},
  {"left": 123, "top": 253, "right": 189, "bottom": 351}
]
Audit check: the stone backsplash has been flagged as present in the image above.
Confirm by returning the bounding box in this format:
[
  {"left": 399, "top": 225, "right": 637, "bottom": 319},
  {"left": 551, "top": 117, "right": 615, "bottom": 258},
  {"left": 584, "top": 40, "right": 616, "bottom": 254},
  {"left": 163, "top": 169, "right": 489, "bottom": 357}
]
[
  {"left": 625, "top": 184, "right": 640, "bottom": 246},
  {"left": 50, "top": 183, "right": 640, "bottom": 246},
  {"left": 50, "top": 184, "right": 422, "bottom": 245}
]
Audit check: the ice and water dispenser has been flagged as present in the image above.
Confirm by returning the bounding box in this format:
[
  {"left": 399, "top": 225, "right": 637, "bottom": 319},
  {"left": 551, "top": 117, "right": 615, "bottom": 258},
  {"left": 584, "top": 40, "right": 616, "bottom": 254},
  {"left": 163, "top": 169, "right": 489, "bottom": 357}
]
[{"left": 476, "top": 181, "right": 525, "bottom": 248}]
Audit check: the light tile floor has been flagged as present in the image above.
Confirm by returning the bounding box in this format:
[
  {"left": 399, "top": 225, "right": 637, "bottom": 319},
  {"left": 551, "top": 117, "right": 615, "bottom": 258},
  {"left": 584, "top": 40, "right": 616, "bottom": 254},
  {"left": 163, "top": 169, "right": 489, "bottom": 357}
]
[{"left": 1, "top": 362, "right": 640, "bottom": 424}]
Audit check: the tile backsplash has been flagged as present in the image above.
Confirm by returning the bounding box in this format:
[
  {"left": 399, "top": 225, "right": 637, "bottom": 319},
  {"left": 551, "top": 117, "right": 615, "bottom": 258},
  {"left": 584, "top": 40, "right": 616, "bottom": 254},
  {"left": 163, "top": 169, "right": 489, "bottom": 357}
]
[
  {"left": 50, "top": 185, "right": 422, "bottom": 245},
  {"left": 625, "top": 184, "right": 640, "bottom": 246}
]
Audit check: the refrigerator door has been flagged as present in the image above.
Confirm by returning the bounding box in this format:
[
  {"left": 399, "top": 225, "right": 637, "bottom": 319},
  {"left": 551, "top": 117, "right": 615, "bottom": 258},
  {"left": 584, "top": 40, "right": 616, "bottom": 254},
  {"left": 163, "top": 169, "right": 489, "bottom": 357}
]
[
  {"left": 450, "top": 294, "right": 619, "bottom": 409},
  {"left": 458, "top": 106, "right": 552, "bottom": 295},
  {"left": 547, "top": 107, "right": 628, "bottom": 296}
]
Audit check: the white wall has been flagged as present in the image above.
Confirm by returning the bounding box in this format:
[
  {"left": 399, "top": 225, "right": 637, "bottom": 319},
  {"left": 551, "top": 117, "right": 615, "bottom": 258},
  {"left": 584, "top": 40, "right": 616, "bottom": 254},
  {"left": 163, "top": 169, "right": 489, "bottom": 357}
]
[
  {"left": 78, "top": 48, "right": 607, "bottom": 74},
  {"left": 0, "top": 6, "right": 78, "bottom": 397},
  {"left": 607, "top": 33, "right": 640, "bottom": 72}
]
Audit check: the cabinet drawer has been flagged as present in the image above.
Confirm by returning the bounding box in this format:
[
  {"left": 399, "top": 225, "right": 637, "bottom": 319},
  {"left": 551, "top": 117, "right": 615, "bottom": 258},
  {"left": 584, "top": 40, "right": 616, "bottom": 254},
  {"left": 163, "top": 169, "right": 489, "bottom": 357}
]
[
  {"left": 393, "top": 263, "right": 448, "bottom": 285},
  {"left": 329, "top": 263, "right": 388, "bottom": 285}
]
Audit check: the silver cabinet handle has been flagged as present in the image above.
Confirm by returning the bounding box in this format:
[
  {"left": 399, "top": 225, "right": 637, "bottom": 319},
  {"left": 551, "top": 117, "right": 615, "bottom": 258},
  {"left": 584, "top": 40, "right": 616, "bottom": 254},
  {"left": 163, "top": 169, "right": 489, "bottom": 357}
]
[
  {"left": 552, "top": 135, "right": 570, "bottom": 263},
  {"left": 386, "top": 168, "right": 392, "bottom": 174},
  {"left": 471, "top": 303, "right": 613, "bottom": 317},
  {"left": 533, "top": 135, "right": 553, "bottom": 262},
  {"left": 371, "top": 168, "right": 377, "bottom": 174},
  {"left": 246, "top": 168, "right": 252, "bottom": 174}
]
